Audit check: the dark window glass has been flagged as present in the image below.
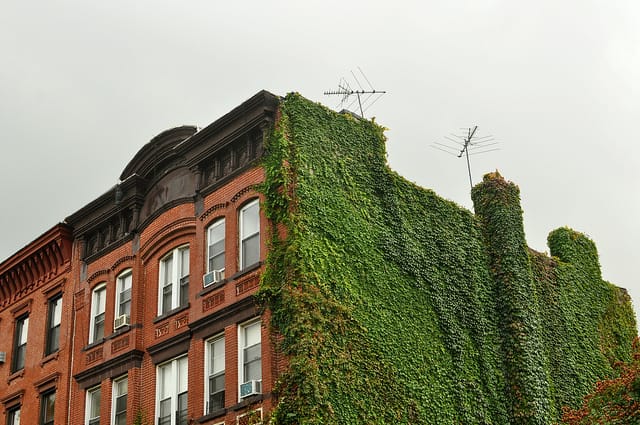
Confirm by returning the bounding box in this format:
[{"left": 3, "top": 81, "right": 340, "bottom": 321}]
[
  {"left": 7, "top": 406, "right": 20, "bottom": 425},
  {"left": 12, "top": 315, "right": 28, "bottom": 373},
  {"left": 46, "top": 295, "right": 62, "bottom": 355},
  {"left": 40, "top": 391, "right": 55, "bottom": 425}
]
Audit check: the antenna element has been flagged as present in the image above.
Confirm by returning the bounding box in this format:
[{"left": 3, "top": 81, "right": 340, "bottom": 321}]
[
  {"left": 430, "top": 126, "right": 499, "bottom": 189},
  {"left": 324, "top": 67, "right": 386, "bottom": 118}
]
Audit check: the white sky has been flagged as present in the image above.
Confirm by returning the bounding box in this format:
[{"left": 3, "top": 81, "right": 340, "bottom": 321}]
[{"left": 1, "top": 1, "right": 638, "bottom": 319}]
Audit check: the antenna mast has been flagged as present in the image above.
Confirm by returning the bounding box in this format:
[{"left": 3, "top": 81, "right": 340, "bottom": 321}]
[
  {"left": 324, "top": 67, "right": 386, "bottom": 118},
  {"left": 431, "top": 126, "right": 499, "bottom": 189}
]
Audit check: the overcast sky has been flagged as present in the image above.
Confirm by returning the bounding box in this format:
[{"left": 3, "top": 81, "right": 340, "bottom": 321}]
[{"left": 1, "top": 1, "right": 638, "bottom": 318}]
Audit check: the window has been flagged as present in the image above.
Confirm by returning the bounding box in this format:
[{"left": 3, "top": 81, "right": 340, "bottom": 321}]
[
  {"left": 11, "top": 315, "right": 28, "bottom": 373},
  {"left": 239, "top": 200, "right": 260, "bottom": 270},
  {"left": 205, "top": 335, "right": 225, "bottom": 414},
  {"left": 157, "top": 356, "right": 188, "bottom": 425},
  {"left": 40, "top": 390, "right": 55, "bottom": 425},
  {"left": 239, "top": 320, "right": 261, "bottom": 397},
  {"left": 159, "top": 246, "right": 190, "bottom": 315},
  {"left": 89, "top": 284, "right": 106, "bottom": 343},
  {"left": 207, "top": 219, "right": 225, "bottom": 278},
  {"left": 112, "top": 376, "right": 128, "bottom": 425},
  {"left": 115, "top": 270, "right": 132, "bottom": 321},
  {"left": 86, "top": 386, "right": 101, "bottom": 425},
  {"left": 7, "top": 405, "right": 20, "bottom": 425},
  {"left": 45, "top": 295, "right": 62, "bottom": 355}
]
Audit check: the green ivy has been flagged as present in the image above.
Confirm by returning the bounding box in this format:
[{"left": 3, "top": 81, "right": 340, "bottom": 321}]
[{"left": 257, "top": 94, "right": 636, "bottom": 424}]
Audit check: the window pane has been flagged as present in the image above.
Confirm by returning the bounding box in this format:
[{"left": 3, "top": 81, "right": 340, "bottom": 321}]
[
  {"left": 41, "top": 391, "right": 55, "bottom": 424},
  {"left": 114, "top": 376, "right": 127, "bottom": 425},
  {"left": 210, "top": 338, "right": 225, "bottom": 375},
  {"left": 47, "top": 325, "right": 60, "bottom": 354},
  {"left": 177, "top": 392, "right": 188, "bottom": 425},
  {"left": 96, "top": 287, "right": 106, "bottom": 314},
  {"left": 51, "top": 297, "right": 62, "bottom": 326},
  {"left": 18, "top": 317, "right": 29, "bottom": 345},
  {"left": 94, "top": 312, "right": 105, "bottom": 341},
  {"left": 47, "top": 296, "right": 62, "bottom": 354},
  {"left": 241, "top": 202, "right": 259, "bottom": 238},
  {"left": 119, "top": 288, "right": 131, "bottom": 317},
  {"left": 242, "top": 322, "right": 262, "bottom": 382},
  {"left": 244, "top": 322, "right": 261, "bottom": 347},
  {"left": 89, "top": 388, "right": 101, "bottom": 418},
  {"left": 178, "top": 356, "right": 188, "bottom": 393},
  {"left": 244, "top": 343, "right": 261, "bottom": 363},
  {"left": 242, "top": 234, "right": 260, "bottom": 268},
  {"left": 244, "top": 358, "right": 262, "bottom": 382},
  {"left": 116, "top": 377, "right": 128, "bottom": 396},
  {"left": 162, "top": 256, "right": 173, "bottom": 285},
  {"left": 13, "top": 316, "right": 28, "bottom": 372},
  {"left": 159, "top": 364, "right": 171, "bottom": 399},
  {"left": 209, "top": 387, "right": 225, "bottom": 413},
  {"left": 8, "top": 407, "right": 20, "bottom": 425},
  {"left": 208, "top": 220, "right": 225, "bottom": 273},
  {"left": 162, "top": 283, "right": 173, "bottom": 314},
  {"left": 180, "top": 247, "right": 189, "bottom": 276},
  {"left": 179, "top": 276, "right": 189, "bottom": 307},
  {"left": 15, "top": 345, "right": 26, "bottom": 371},
  {"left": 159, "top": 398, "right": 171, "bottom": 425}
]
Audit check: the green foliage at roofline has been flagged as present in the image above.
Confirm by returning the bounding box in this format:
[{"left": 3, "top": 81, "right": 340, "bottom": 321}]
[{"left": 257, "top": 93, "right": 636, "bottom": 424}]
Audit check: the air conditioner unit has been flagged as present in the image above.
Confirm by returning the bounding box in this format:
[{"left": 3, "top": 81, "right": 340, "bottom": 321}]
[
  {"left": 203, "top": 269, "right": 225, "bottom": 288},
  {"left": 240, "top": 380, "right": 262, "bottom": 398},
  {"left": 0, "top": 352, "right": 5, "bottom": 363},
  {"left": 114, "top": 314, "right": 130, "bottom": 330}
]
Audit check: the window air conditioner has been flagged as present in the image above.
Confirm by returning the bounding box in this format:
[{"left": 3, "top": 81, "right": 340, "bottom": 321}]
[
  {"left": 0, "top": 352, "right": 5, "bottom": 363},
  {"left": 114, "top": 314, "right": 130, "bottom": 330},
  {"left": 240, "top": 380, "right": 262, "bottom": 398},
  {"left": 203, "top": 269, "right": 224, "bottom": 288}
]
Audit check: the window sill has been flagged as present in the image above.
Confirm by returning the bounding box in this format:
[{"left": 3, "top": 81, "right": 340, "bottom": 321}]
[
  {"left": 82, "top": 338, "right": 105, "bottom": 352},
  {"left": 7, "top": 369, "right": 24, "bottom": 384},
  {"left": 197, "top": 262, "right": 263, "bottom": 299},
  {"left": 197, "top": 279, "right": 227, "bottom": 298},
  {"left": 40, "top": 351, "right": 59, "bottom": 366},
  {"left": 153, "top": 303, "right": 190, "bottom": 324},
  {"left": 230, "top": 393, "right": 265, "bottom": 411},
  {"left": 196, "top": 408, "right": 227, "bottom": 423},
  {"left": 229, "top": 262, "right": 262, "bottom": 282}
]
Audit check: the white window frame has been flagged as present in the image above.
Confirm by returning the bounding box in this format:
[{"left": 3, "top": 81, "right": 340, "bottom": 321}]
[
  {"left": 158, "top": 245, "right": 190, "bottom": 315},
  {"left": 239, "top": 199, "right": 260, "bottom": 271},
  {"left": 207, "top": 218, "right": 226, "bottom": 277},
  {"left": 156, "top": 355, "right": 188, "bottom": 425},
  {"left": 115, "top": 270, "right": 132, "bottom": 321},
  {"left": 238, "top": 319, "right": 262, "bottom": 400},
  {"left": 89, "top": 284, "right": 106, "bottom": 343},
  {"left": 112, "top": 375, "right": 128, "bottom": 425},
  {"left": 86, "top": 385, "right": 101, "bottom": 425},
  {"left": 204, "top": 334, "right": 225, "bottom": 415}
]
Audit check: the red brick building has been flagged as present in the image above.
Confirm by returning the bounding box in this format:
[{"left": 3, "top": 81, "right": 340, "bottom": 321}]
[
  {"left": 1, "top": 91, "right": 281, "bottom": 425},
  {"left": 0, "top": 224, "right": 73, "bottom": 425}
]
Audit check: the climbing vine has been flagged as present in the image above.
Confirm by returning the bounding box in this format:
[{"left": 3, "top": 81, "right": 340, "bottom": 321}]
[{"left": 257, "top": 93, "right": 636, "bottom": 424}]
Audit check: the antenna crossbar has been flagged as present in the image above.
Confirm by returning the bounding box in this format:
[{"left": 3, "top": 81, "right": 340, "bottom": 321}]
[{"left": 430, "top": 125, "right": 500, "bottom": 190}]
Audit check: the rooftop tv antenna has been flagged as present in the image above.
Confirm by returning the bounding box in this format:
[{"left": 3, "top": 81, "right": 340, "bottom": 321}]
[
  {"left": 430, "top": 126, "right": 499, "bottom": 189},
  {"left": 324, "top": 67, "right": 386, "bottom": 118}
]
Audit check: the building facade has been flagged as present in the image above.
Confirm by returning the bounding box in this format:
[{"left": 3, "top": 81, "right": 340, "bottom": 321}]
[
  {"left": 0, "top": 91, "right": 636, "bottom": 424},
  {"left": 1, "top": 91, "right": 281, "bottom": 425}
]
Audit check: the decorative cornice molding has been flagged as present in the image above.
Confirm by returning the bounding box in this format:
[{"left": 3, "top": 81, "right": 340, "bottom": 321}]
[{"left": 0, "top": 224, "right": 72, "bottom": 310}]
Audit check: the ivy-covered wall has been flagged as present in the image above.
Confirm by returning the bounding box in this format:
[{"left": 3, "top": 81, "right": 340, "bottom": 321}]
[{"left": 258, "top": 93, "right": 636, "bottom": 424}]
